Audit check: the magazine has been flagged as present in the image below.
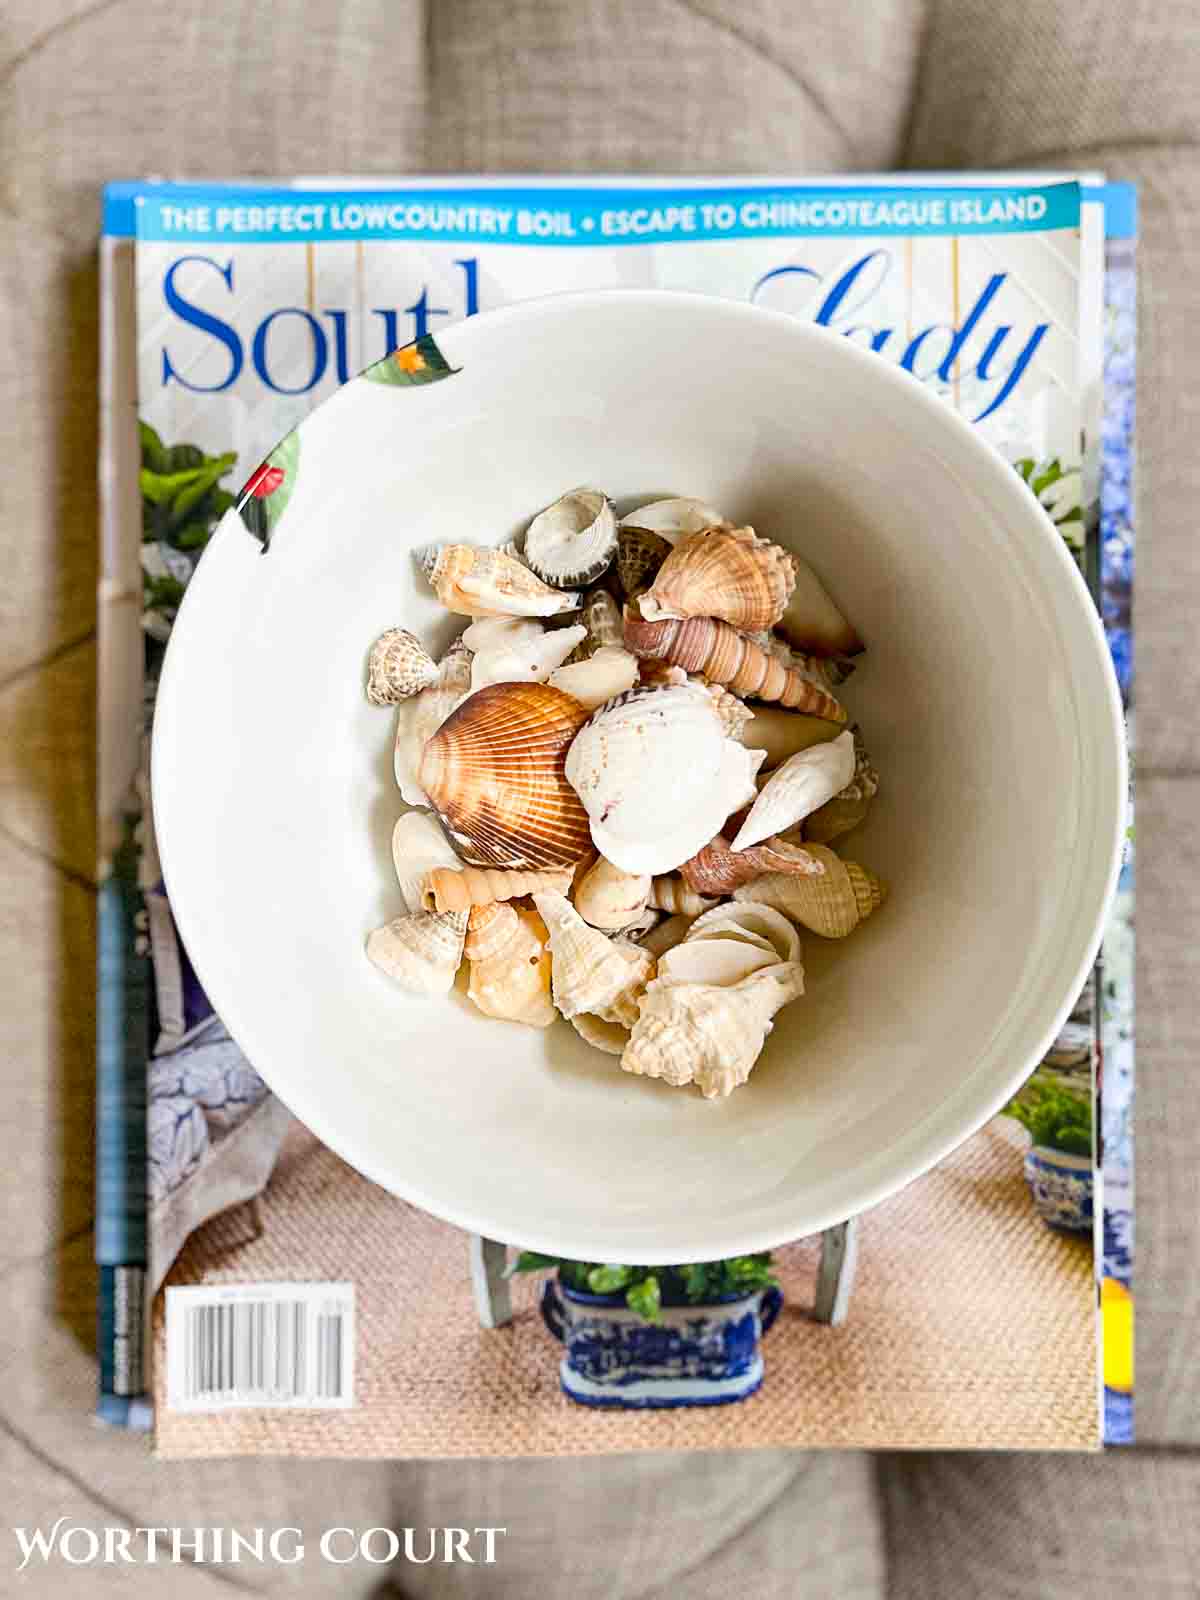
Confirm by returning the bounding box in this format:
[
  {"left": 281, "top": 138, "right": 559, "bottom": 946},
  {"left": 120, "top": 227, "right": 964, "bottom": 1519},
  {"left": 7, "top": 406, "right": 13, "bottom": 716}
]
[{"left": 97, "top": 175, "right": 1135, "bottom": 1450}]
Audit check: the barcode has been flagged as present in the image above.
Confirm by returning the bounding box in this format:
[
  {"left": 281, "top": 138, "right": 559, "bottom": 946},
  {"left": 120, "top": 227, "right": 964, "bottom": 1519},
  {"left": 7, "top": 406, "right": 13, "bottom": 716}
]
[{"left": 166, "top": 1283, "right": 354, "bottom": 1411}]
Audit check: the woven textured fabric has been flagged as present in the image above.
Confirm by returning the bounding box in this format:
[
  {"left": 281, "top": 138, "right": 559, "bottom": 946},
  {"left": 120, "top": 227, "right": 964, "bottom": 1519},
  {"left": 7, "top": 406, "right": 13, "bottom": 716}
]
[{"left": 154, "top": 1117, "right": 1096, "bottom": 1458}]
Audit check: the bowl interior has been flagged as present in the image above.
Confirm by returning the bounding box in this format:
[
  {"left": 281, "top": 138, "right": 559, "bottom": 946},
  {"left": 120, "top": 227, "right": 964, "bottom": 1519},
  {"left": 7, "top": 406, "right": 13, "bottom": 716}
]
[{"left": 153, "top": 291, "right": 1123, "bottom": 1262}]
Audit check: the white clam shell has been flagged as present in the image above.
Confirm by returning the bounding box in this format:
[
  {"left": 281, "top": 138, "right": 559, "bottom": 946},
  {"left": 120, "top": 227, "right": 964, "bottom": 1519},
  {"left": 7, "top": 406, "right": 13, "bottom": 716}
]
[
  {"left": 525, "top": 488, "right": 618, "bottom": 588},
  {"left": 620, "top": 496, "right": 727, "bottom": 545},
  {"left": 468, "top": 623, "right": 586, "bottom": 694},
  {"left": 548, "top": 646, "right": 640, "bottom": 711},
  {"left": 393, "top": 641, "right": 472, "bottom": 807},
  {"left": 564, "top": 683, "right": 763, "bottom": 876},
  {"left": 391, "top": 810, "right": 463, "bottom": 913},
  {"left": 731, "top": 729, "right": 856, "bottom": 851}
]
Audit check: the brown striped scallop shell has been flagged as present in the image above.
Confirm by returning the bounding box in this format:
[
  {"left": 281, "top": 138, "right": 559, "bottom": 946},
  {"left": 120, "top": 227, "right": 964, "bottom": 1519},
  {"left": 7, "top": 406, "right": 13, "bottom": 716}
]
[{"left": 418, "top": 681, "right": 592, "bottom": 868}]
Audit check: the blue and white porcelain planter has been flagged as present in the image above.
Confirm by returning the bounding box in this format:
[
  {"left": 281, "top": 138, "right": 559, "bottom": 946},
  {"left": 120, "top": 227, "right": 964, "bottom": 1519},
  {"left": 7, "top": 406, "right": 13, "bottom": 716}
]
[
  {"left": 1023, "top": 1145, "right": 1094, "bottom": 1233},
  {"left": 540, "top": 1280, "right": 783, "bottom": 1409}
]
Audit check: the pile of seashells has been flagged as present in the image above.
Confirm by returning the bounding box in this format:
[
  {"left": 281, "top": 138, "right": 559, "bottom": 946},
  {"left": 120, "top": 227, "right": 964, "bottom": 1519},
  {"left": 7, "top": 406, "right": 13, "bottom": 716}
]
[{"left": 363, "top": 489, "right": 886, "bottom": 1099}]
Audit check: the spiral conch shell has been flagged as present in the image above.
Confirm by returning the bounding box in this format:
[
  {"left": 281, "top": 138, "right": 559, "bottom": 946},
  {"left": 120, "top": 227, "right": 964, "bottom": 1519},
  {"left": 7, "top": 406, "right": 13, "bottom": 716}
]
[
  {"left": 776, "top": 551, "right": 863, "bottom": 658},
  {"left": 802, "top": 731, "right": 879, "bottom": 844},
  {"left": 573, "top": 856, "right": 651, "bottom": 931},
  {"left": 420, "top": 864, "right": 573, "bottom": 913},
  {"left": 366, "top": 627, "right": 440, "bottom": 704},
  {"left": 533, "top": 890, "right": 655, "bottom": 1027},
  {"left": 640, "top": 525, "right": 796, "bottom": 633},
  {"left": 365, "top": 909, "right": 467, "bottom": 994},
  {"left": 622, "top": 963, "right": 804, "bottom": 1099},
  {"left": 730, "top": 729, "right": 857, "bottom": 851},
  {"left": 564, "top": 682, "right": 763, "bottom": 876},
  {"left": 419, "top": 544, "right": 581, "bottom": 618},
  {"left": 623, "top": 605, "right": 847, "bottom": 720},
  {"left": 419, "top": 682, "right": 592, "bottom": 867},
  {"left": 465, "top": 903, "right": 554, "bottom": 1027},
  {"left": 679, "top": 831, "right": 823, "bottom": 896},
  {"left": 548, "top": 647, "right": 640, "bottom": 711},
  {"left": 735, "top": 843, "right": 887, "bottom": 937},
  {"left": 646, "top": 876, "right": 717, "bottom": 917},
  {"left": 393, "top": 639, "right": 472, "bottom": 807},
  {"left": 392, "top": 810, "right": 463, "bottom": 912},
  {"left": 524, "top": 488, "right": 618, "bottom": 588}
]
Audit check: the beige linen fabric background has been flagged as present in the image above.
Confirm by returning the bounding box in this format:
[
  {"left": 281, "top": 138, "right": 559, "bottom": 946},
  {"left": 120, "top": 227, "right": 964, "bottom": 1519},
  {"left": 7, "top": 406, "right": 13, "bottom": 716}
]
[{"left": 1, "top": 0, "right": 1198, "bottom": 1594}]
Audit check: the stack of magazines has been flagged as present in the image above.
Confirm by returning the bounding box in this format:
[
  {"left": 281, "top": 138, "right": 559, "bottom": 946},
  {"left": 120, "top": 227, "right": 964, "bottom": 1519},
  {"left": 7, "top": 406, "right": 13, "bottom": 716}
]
[{"left": 97, "top": 174, "right": 1135, "bottom": 1452}]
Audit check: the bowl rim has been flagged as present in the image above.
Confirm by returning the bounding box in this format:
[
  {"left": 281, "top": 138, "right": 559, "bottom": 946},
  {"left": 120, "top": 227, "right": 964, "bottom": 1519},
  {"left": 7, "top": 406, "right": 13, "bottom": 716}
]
[{"left": 152, "top": 286, "right": 1127, "bottom": 1261}]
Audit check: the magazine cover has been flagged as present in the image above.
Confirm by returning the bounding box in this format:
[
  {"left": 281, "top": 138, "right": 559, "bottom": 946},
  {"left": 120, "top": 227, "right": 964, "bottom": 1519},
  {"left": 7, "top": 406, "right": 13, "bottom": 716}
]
[{"left": 97, "top": 176, "right": 1134, "bottom": 1452}]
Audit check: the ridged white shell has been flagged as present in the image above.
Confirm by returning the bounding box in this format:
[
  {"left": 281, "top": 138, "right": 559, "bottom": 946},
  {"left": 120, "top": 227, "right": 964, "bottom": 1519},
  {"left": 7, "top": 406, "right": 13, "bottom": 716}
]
[
  {"left": 533, "top": 890, "right": 655, "bottom": 1026},
  {"left": 392, "top": 810, "right": 463, "bottom": 913},
  {"left": 393, "top": 641, "right": 473, "bottom": 807},
  {"left": 548, "top": 646, "right": 640, "bottom": 711},
  {"left": 365, "top": 909, "right": 467, "bottom": 994},
  {"left": 524, "top": 488, "right": 618, "bottom": 588},
  {"left": 734, "top": 843, "right": 887, "bottom": 938},
  {"left": 731, "top": 730, "right": 857, "bottom": 851},
  {"left": 466, "top": 904, "right": 554, "bottom": 1027},
  {"left": 366, "top": 627, "right": 440, "bottom": 704},
  {"left": 564, "top": 683, "right": 763, "bottom": 876}
]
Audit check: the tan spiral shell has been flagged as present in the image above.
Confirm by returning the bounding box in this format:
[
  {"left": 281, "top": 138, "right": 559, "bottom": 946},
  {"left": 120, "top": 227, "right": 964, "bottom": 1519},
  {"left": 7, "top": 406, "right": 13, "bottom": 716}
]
[
  {"left": 419, "top": 544, "right": 581, "bottom": 618},
  {"left": 623, "top": 605, "right": 847, "bottom": 720},
  {"left": 640, "top": 525, "right": 796, "bottom": 632},
  {"left": 734, "top": 843, "right": 887, "bottom": 937},
  {"left": 646, "top": 876, "right": 717, "bottom": 917},
  {"left": 365, "top": 909, "right": 468, "bottom": 994},
  {"left": 420, "top": 864, "right": 574, "bottom": 913},
  {"left": 465, "top": 904, "right": 555, "bottom": 1027},
  {"left": 418, "top": 681, "right": 592, "bottom": 868},
  {"left": 366, "top": 627, "right": 440, "bottom": 704}
]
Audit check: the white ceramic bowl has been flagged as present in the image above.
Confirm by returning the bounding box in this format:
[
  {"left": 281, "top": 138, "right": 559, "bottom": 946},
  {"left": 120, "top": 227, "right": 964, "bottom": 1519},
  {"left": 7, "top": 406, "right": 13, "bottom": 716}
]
[{"left": 153, "top": 290, "right": 1125, "bottom": 1263}]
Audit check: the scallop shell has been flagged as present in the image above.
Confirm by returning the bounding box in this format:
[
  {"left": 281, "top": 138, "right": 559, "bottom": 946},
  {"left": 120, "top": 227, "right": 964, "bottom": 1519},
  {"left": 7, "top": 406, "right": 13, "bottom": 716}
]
[
  {"left": 393, "top": 639, "right": 473, "bottom": 807},
  {"left": 739, "top": 705, "right": 842, "bottom": 769},
  {"left": 734, "top": 843, "right": 887, "bottom": 937},
  {"left": 574, "top": 856, "right": 651, "bottom": 931},
  {"left": 419, "top": 682, "right": 592, "bottom": 867},
  {"left": 623, "top": 606, "right": 847, "bottom": 719},
  {"left": 569, "top": 1012, "right": 630, "bottom": 1055},
  {"left": 524, "top": 488, "right": 618, "bottom": 588},
  {"left": 621, "top": 963, "right": 804, "bottom": 1099},
  {"left": 802, "top": 730, "right": 879, "bottom": 844},
  {"left": 392, "top": 810, "right": 464, "bottom": 913},
  {"left": 468, "top": 623, "right": 587, "bottom": 694},
  {"left": 548, "top": 646, "right": 640, "bottom": 711},
  {"left": 420, "top": 864, "right": 573, "bottom": 913},
  {"left": 731, "top": 729, "right": 857, "bottom": 850},
  {"left": 646, "top": 876, "right": 717, "bottom": 917},
  {"left": 620, "top": 496, "right": 727, "bottom": 542},
  {"left": 637, "top": 913, "right": 696, "bottom": 960},
  {"left": 776, "top": 551, "right": 863, "bottom": 657},
  {"left": 533, "top": 890, "right": 655, "bottom": 1026},
  {"left": 640, "top": 525, "right": 796, "bottom": 632},
  {"left": 365, "top": 909, "right": 468, "bottom": 994},
  {"left": 563, "top": 682, "right": 763, "bottom": 876},
  {"left": 366, "top": 627, "right": 440, "bottom": 705},
  {"left": 616, "top": 525, "right": 671, "bottom": 598},
  {"left": 679, "top": 831, "right": 824, "bottom": 895},
  {"left": 466, "top": 903, "right": 555, "bottom": 1027},
  {"left": 419, "top": 544, "right": 581, "bottom": 618}
]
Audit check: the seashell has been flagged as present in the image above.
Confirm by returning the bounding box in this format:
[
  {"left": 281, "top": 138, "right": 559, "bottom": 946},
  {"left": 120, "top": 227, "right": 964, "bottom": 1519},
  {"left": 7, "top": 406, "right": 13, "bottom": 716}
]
[
  {"left": 365, "top": 908, "right": 468, "bottom": 994},
  {"left": 776, "top": 552, "right": 863, "bottom": 657},
  {"left": 802, "top": 729, "right": 879, "bottom": 844},
  {"left": 533, "top": 890, "right": 655, "bottom": 1026},
  {"left": 679, "top": 831, "right": 824, "bottom": 895},
  {"left": 734, "top": 843, "right": 887, "bottom": 937},
  {"left": 731, "top": 729, "right": 857, "bottom": 851},
  {"left": 656, "top": 936, "right": 778, "bottom": 989},
  {"left": 622, "top": 963, "right": 804, "bottom": 1099},
  {"left": 469, "top": 623, "right": 587, "bottom": 694},
  {"left": 616, "top": 525, "right": 672, "bottom": 598},
  {"left": 647, "top": 876, "right": 717, "bottom": 917},
  {"left": 461, "top": 616, "right": 546, "bottom": 654},
  {"left": 524, "top": 488, "right": 618, "bottom": 588},
  {"left": 637, "top": 912, "right": 696, "bottom": 960},
  {"left": 393, "top": 639, "right": 473, "bottom": 807},
  {"left": 703, "top": 681, "right": 753, "bottom": 741},
  {"left": 467, "top": 903, "right": 555, "bottom": 1027},
  {"left": 548, "top": 646, "right": 640, "bottom": 711},
  {"left": 739, "top": 705, "right": 843, "bottom": 770},
  {"left": 574, "top": 856, "right": 651, "bottom": 931},
  {"left": 419, "top": 682, "right": 592, "bottom": 867},
  {"left": 418, "top": 544, "right": 581, "bottom": 618},
  {"left": 687, "top": 901, "right": 801, "bottom": 966},
  {"left": 640, "top": 525, "right": 796, "bottom": 632},
  {"left": 620, "top": 496, "right": 727, "bottom": 543},
  {"left": 366, "top": 627, "right": 440, "bottom": 705},
  {"left": 620, "top": 905, "right": 662, "bottom": 941},
  {"left": 392, "top": 810, "right": 464, "bottom": 913},
  {"left": 623, "top": 605, "right": 847, "bottom": 720},
  {"left": 574, "top": 587, "right": 625, "bottom": 657},
  {"left": 564, "top": 682, "right": 763, "bottom": 876},
  {"left": 420, "top": 864, "right": 574, "bottom": 913},
  {"left": 569, "top": 1012, "right": 630, "bottom": 1055}
]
